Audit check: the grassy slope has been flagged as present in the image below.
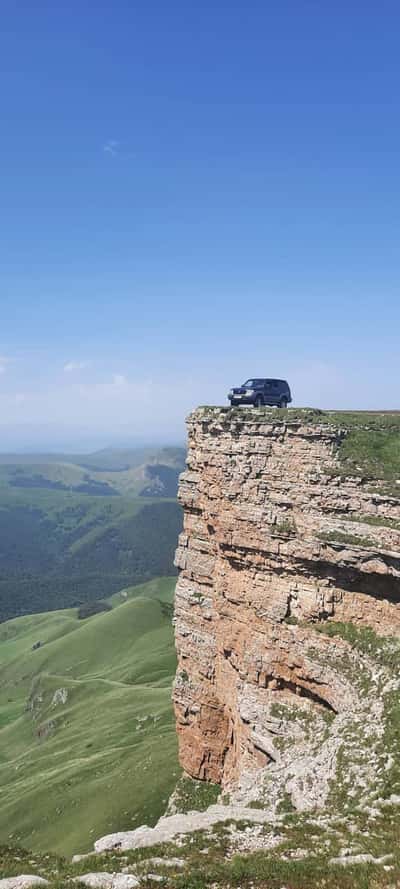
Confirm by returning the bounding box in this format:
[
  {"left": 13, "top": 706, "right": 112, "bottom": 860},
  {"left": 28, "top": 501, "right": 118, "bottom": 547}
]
[
  {"left": 0, "top": 578, "right": 179, "bottom": 856},
  {"left": 0, "top": 446, "right": 186, "bottom": 497},
  {"left": 0, "top": 444, "right": 185, "bottom": 622}
]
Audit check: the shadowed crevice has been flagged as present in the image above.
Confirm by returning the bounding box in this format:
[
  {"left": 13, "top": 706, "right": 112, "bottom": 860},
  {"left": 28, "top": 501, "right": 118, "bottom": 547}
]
[{"left": 298, "top": 558, "right": 400, "bottom": 605}]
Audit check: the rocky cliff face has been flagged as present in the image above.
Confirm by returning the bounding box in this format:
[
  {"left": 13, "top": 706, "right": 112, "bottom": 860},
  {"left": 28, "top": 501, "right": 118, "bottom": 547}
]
[{"left": 173, "top": 408, "right": 400, "bottom": 815}]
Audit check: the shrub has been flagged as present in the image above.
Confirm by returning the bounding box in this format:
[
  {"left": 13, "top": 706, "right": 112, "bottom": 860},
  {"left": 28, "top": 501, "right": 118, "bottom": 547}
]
[{"left": 77, "top": 600, "right": 112, "bottom": 619}]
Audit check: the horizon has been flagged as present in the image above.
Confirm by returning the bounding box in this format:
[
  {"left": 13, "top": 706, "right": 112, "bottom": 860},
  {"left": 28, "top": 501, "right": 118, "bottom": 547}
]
[
  {"left": 0, "top": 438, "right": 186, "bottom": 455},
  {"left": 2, "top": 403, "right": 400, "bottom": 454},
  {"left": 2, "top": 1, "right": 400, "bottom": 449}
]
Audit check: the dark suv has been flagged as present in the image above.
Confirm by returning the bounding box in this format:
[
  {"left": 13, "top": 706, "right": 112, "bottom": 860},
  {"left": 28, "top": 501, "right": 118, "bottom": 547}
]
[{"left": 228, "top": 378, "right": 292, "bottom": 408}]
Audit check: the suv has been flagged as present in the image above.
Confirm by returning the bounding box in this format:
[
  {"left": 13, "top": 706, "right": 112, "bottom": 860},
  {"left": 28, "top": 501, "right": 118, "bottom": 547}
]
[{"left": 228, "top": 378, "right": 292, "bottom": 408}]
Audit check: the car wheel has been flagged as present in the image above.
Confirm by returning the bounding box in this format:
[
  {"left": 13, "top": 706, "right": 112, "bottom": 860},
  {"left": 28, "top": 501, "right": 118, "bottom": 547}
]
[
  {"left": 280, "top": 398, "right": 288, "bottom": 409},
  {"left": 254, "top": 395, "right": 264, "bottom": 408}
]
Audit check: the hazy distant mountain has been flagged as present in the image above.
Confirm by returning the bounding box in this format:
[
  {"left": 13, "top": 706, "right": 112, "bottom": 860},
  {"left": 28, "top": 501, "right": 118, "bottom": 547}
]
[
  {"left": 0, "top": 446, "right": 185, "bottom": 622},
  {"left": 0, "top": 445, "right": 186, "bottom": 497}
]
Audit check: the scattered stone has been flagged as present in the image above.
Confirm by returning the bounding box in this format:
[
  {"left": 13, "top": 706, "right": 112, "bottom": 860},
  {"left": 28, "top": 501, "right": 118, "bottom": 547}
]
[
  {"left": 141, "top": 877, "right": 166, "bottom": 884},
  {"left": 51, "top": 688, "right": 69, "bottom": 706},
  {"left": 282, "top": 849, "right": 309, "bottom": 860},
  {"left": 74, "top": 875, "right": 139, "bottom": 889},
  {"left": 94, "top": 805, "right": 280, "bottom": 852},
  {"left": 0, "top": 878, "right": 49, "bottom": 889},
  {"left": 36, "top": 720, "right": 55, "bottom": 742},
  {"left": 72, "top": 854, "right": 94, "bottom": 864},
  {"left": 145, "top": 858, "right": 185, "bottom": 869},
  {"left": 329, "top": 853, "right": 394, "bottom": 866}
]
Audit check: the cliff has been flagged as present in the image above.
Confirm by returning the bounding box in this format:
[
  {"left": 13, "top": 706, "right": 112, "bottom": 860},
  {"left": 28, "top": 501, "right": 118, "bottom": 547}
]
[
  {"left": 6, "top": 408, "right": 399, "bottom": 886},
  {"left": 173, "top": 407, "right": 400, "bottom": 815}
]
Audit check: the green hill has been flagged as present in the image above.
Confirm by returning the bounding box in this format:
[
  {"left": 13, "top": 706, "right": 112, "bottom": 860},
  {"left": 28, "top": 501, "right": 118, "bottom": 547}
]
[
  {"left": 0, "top": 445, "right": 186, "bottom": 497},
  {"left": 0, "top": 490, "right": 182, "bottom": 622},
  {"left": 0, "top": 443, "right": 185, "bottom": 622},
  {"left": 0, "top": 577, "right": 179, "bottom": 856}
]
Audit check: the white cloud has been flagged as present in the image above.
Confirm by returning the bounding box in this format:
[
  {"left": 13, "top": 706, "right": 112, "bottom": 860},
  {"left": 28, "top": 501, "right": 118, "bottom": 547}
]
[
  {"left": 0, "top": 356, "right": 11, "bottom": 374},
  {"left": 103, "top": 139, "right": 119, "bottom": 157},
  {"left": 63, "top": 360, "right": 91, "bottom": 373},
  {"left": 112, "top": 373, "right": 127, "bottom": 386},
  {"left": 0, "top": 373, "right": 189, "bottom": 444}
]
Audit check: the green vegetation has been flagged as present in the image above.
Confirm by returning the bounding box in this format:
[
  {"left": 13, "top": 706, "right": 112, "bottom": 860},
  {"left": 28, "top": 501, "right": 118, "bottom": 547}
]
[
  {"left": 276, "top": 791, "right": 296, "bottom": 815},
  {"left": 0, "top": 490, "right": 181, "bottom": 622},
  {"left": 0, "top": 577, "right": 180, "bottom": 856},
  {"left": 311, "top": 619, "right": 400, "bottom": 673},
  {"left": 272, "top": 518, "right": 297, "bottom": 537},
  {"left": 311, "top": 621, "right": 400, "bottom": 804},
  {"left": 77, "top": 600, "right": 112, "bottom": 619},
  {"left": 170, "top": 774, "right": 220, "bottom": 813},
  {"left": 323, "top": 634, "right": 400, "bottom": 835},
  {"left": 0, "top": 445, "right": 185, "bottom": 621},
  {"left": 0, "top": 446, "right": 186, "bottom": 497},
  {"left": 283, "top": 613, "right": 299, "bottom": 625},
  {"left": 199, "top": 405, "right": 400, "bottom": 430},
  {"left": 337, "top": 428, "right": 400, "bottom": 481},
  {"left": 317, "top": 530, "right": 375, "bottom": 548},
  {"left": 199, "top": 406, "right": 400, "bottom": 482},
  {"left": 340, "top": 512, "right": 400, "bottom": 531},
  {"left": 3, "top": 807, "right": 400, "bottom": 889}
]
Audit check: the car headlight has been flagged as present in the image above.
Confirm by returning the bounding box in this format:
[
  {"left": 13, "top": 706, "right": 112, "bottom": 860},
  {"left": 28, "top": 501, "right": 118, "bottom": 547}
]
[{"left": 228, "top": 390, "right": 234, "bottom": 396}]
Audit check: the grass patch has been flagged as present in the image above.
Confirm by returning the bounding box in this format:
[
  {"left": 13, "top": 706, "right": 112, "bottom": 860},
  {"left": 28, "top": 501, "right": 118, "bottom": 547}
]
[
  {"left": 318, "top": 530, "right": 375, "bottom": 548},
  {"left": 170, "top": 774, "right": 220, "bottom": 813},
  {"left": 337, "top": 428, "right": 400, "bottom": 481},
  {"left": 197, "top": 407, "right": 400, "bottom": 483},
  {"left": 311, "top": 620, "right": 400, "bottom": 670},
  {"left": 2, "top": 807, "right": 400, "bottom": 889},
  {"left": 272, "top": 518, "right": 297, "bottom": 538},
  {"left": 340, "top": 513, "right": 400, "bottom": 531},
  {"left": 197, "top": 406, "right": 400, "bottom": 430}
]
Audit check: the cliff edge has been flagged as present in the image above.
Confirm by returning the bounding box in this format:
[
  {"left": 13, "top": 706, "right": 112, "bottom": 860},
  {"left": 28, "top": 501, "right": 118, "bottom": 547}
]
[
  {"left": 5, "top": 407, "right": 400, "bottom": 887},
  {"left": 173, "top": 407, "right": 400, "bottom": 815}
]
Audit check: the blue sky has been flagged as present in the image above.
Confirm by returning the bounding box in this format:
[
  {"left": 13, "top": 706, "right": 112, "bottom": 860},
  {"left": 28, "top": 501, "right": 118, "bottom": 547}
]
[{"left": 1, "top": 1, "right": 400, "bottom": 449}]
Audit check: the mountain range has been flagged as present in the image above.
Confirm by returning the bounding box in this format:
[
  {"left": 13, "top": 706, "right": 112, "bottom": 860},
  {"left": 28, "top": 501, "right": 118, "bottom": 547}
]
[{"left": 0, "top": 446, "right": 185, "bottom": 622}]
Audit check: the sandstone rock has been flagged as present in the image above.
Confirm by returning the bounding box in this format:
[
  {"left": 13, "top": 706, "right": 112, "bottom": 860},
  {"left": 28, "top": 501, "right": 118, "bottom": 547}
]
[{"left": 172, "top": 408, "right": 400, "bottom": 811}]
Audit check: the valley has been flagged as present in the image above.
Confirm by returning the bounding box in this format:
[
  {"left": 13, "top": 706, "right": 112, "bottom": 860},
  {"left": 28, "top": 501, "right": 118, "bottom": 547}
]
[
  {"left": 1, "top": 412, "right": 400, "bottom": 889},
  {"left": 0, "top": 577, "right": 179, "bottom": 856},
  {"left": 0, "top": 447, "right": 185, "bottom": 622}
]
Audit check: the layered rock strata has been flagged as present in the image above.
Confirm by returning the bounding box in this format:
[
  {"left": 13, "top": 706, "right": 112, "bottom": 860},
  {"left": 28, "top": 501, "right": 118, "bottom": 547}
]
[{"left": 173, "top": 408, "right": 400, "bottom": 811}]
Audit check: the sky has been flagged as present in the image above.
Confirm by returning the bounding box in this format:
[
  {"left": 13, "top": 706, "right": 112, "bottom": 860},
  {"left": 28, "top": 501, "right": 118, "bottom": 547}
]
[{"left": 1, "top": 0, "right": 400, "bottom": 450}]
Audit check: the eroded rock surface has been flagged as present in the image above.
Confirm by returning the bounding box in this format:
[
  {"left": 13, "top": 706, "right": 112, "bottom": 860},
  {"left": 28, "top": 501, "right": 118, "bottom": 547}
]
[
  {"left": 0, "top": 879, "right": 49, "bottom": 889},
  {"left": 94, "top": 805, "right": 279, "bottom": 852},
  {"left": 74, "top": 876, "right": 139, "bottom": 889},
  {"left": 173, "top": 408, "right": 400, "bottom": 812}
]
